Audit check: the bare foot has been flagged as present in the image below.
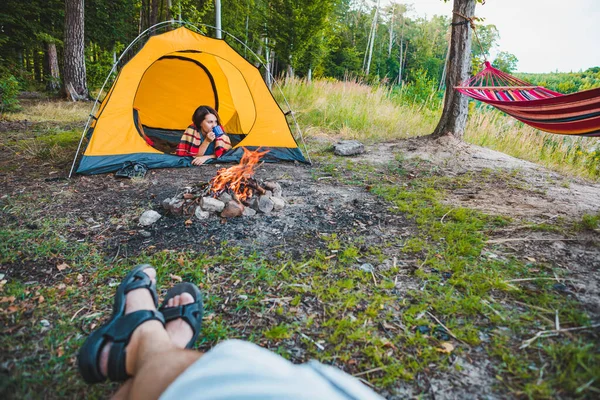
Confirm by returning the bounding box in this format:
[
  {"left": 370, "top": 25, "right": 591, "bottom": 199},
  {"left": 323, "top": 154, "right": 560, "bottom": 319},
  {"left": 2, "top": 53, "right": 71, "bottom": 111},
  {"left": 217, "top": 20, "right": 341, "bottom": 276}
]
[
  {"left": 98, "top": 267, "right": 162, "bottom": 378},
  {"left": 164, "top": 293, "right": 195, "bottom": 348}
]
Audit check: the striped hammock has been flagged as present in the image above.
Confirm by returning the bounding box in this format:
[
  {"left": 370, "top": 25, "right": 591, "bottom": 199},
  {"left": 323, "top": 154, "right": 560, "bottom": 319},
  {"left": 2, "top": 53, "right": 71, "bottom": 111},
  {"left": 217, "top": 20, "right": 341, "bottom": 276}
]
[{"left": 456, "top": 62, "right": 600, "bottom": 137}]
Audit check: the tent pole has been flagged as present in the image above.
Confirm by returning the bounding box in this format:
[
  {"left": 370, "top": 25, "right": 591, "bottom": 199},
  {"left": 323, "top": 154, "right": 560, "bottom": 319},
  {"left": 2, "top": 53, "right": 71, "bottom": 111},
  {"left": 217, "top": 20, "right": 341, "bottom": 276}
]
[{"left": 215, "top": 0, "right": 222, "bottom": 39}]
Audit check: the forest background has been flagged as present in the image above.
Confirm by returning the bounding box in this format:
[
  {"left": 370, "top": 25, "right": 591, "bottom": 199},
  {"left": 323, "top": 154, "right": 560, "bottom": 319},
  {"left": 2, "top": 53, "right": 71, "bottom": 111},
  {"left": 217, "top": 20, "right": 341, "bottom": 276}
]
[{"left": 0, "top": 0, "right": 599, "bottom": 178}]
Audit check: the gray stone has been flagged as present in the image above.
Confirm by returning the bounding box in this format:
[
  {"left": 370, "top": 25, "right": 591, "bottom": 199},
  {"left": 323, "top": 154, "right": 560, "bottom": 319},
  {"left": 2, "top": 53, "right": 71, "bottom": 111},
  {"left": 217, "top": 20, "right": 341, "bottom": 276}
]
[
  {"left": 201, "top": 197, "right": 225, "bottom": 212},
  {"left": 359, "top": 263, "right": 374, "bottom": 273},
  {"left": 271, "top": 196, "right": 285, "bottom": 211},
  {"left": 258, "top": 195, "right": 274, "bottom": 213},
  {"left": 139, "top": 230, "right": 152, "bottom": 238},
  {"left": 334, "top": 140, "right": 365, "bottom": 156},
  {"left": 139, "top": 210, "right": 162, "bottom": 226},
  {"left": 243, "top": 207, "right": 257, "bottom": 217},
  {"left": 218, "top": 192, "right": 233, "bottom": 203},
  {"left": 161, "top": 197, "right": 173, "bottom": 210},
  {"left": 248, "top": 197, "right": 260, "bottom": 211},
  {"left": 194, "top": 207, "right": 210, "bottom": 220},
  {"left": 264, "top": 181, "right": 283, "bottom": 197},
  {"left": 171, "top": 200, "right": 184, "bottom": 215}
]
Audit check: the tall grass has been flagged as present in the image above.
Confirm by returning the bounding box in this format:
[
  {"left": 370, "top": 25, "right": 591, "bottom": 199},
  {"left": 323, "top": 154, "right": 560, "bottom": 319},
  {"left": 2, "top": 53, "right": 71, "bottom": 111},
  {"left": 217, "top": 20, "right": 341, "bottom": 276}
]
[
  {"left": 3, "top": 100, "right": 89, "bottom": 123},
  {"left": 465, "top": 107, "right": 600, "bottom": 180},
  {"left": 279, "top": 78, "right": 599, "bottom": 180},
  {"left": 276, "top": 77, "right": 441, "bottom": 142}
]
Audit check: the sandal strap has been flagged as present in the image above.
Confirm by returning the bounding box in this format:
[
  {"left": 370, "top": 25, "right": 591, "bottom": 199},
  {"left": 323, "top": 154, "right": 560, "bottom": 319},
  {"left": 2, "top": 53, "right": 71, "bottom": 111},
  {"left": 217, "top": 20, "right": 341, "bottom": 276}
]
[
  {"left": 161, "top": 302, "right": 202, "bottom": 332},
  {"left": 105, "top": 309, "right": 164, "bottom": 381},
  {"left": 124, "top": 269, "right": 158, "bottom": 306}
]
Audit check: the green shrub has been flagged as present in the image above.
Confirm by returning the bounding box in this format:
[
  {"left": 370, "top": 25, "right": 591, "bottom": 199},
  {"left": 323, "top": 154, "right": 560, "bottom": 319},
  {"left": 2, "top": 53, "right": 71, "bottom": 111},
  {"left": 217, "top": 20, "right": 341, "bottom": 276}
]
[{"left": 0, "top": 74, "right": 21, "bottom": 113}]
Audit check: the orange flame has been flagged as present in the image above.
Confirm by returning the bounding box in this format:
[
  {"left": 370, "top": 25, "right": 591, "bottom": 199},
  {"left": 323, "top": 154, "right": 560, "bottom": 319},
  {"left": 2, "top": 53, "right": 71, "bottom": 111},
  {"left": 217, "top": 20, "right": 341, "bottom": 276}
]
[{"left": 209, "top": 148, "right": 269, "bottom": 202}]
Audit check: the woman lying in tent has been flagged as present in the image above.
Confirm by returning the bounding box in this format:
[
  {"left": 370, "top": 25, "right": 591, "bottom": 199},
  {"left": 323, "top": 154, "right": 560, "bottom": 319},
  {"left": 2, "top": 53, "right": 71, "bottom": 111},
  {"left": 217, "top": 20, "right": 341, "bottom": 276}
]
[{"left": 175, "top": 106, "right": 232, "bottom": 165}]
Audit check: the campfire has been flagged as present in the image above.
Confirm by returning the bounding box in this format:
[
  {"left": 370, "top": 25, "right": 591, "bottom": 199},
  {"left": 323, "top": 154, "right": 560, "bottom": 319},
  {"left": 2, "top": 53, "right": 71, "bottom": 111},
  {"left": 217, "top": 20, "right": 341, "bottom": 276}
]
[{"left": 162, "top": 148, "right": 286, "bottom": 219}]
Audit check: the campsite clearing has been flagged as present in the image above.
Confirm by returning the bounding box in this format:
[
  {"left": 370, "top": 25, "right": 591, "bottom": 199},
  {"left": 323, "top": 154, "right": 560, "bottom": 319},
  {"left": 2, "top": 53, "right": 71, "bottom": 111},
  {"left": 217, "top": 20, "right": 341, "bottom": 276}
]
[{"left": 1, "top": 100, "right": 599, "bottom": 399}]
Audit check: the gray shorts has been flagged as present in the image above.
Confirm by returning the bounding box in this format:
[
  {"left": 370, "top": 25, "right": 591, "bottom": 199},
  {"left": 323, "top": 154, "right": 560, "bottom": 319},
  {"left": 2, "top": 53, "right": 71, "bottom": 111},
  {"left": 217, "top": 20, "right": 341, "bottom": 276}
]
[{"left": 160, "top": 339, "right": 384, "bottom": 400}]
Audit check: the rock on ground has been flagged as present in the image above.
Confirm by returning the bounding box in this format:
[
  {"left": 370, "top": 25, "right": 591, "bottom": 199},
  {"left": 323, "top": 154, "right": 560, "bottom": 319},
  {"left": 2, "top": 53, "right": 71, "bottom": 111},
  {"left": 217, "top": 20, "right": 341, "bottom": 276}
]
[{"left": 334, "top": 140, "right": 365, "bottom": 156}]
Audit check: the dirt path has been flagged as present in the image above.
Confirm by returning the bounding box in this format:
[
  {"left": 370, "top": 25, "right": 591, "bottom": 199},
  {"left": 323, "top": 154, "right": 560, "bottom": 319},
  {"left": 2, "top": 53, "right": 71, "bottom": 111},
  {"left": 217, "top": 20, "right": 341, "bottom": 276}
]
[{"left": 355, "top": 135, "right": 600, "bottom": 222}]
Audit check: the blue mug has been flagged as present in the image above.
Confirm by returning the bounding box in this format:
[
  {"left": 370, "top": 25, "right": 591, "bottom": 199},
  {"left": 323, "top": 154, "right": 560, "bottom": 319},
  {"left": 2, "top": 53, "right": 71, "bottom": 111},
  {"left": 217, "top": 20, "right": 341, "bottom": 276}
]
[{"left": 213, "top": 125, "right": 224, "bottom": 138}]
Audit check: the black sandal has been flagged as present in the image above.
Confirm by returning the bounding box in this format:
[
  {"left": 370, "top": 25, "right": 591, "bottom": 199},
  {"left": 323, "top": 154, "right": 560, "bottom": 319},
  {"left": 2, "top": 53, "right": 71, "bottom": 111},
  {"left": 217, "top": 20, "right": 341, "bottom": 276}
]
[
  {"left": 159, "top": 282, "right": 204, "bottom": 349},
  {"left": 78, "top": 264, "right": 165, "bottom": 383}
]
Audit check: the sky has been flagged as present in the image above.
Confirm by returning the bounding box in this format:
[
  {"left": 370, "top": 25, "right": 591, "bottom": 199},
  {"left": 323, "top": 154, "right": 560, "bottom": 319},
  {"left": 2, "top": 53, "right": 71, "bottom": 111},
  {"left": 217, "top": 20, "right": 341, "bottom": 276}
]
[{"left": 380, "top": 0, "right": 600, "bottom": 73}]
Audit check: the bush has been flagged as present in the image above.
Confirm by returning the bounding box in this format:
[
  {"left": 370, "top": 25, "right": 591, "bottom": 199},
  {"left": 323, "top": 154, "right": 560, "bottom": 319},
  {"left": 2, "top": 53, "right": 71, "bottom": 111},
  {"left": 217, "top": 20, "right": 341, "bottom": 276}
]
[
  {"left": 398, "top": 69, "right": 442, "bottom": 110},
  {"left": 0, "top": 75, "right": 21, "bottom": 113}
]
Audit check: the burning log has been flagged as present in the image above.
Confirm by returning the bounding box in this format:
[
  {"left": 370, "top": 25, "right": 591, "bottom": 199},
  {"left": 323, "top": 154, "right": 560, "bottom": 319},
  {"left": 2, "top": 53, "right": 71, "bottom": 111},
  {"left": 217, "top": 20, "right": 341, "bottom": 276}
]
[
  {"left": 245, "top": 178, "right": 266, "bottom": 196},
  {"left": 209, "top": 148, "right": 270, "bottom": 202}
]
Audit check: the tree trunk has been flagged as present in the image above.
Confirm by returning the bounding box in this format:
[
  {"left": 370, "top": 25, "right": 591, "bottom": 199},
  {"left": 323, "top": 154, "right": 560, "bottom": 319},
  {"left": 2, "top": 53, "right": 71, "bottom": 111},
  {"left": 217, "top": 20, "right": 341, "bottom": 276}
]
[
  {"left": 34, "top": 48, "right": 43, "bottom": 83},
  {"left": 150, "top": 0, "right": 159, "bottom": 27},
  {"left": 64, "top": 0, "right": 88, "bottom": 101},
  {"left": 166, "top": 0, "right": 172, "bottom": 21},
  {"left": 45, "top": 42, "right": 61, "bottom": 92},
  {"left": 364, "top": 1, "right": 380, "bottom": 76},
  {"left": 388, "top": 9, "right": 394, "bottom": 58},
  {"left": 430, "top": 0, "right": 475, "bottom": 139}
]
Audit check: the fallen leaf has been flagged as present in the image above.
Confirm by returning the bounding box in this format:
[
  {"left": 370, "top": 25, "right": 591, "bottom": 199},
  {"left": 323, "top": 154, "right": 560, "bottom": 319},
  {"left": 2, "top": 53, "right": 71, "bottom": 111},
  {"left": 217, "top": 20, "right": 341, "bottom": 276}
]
[
  {"left": 57, "top": 283, "right": 66, "bottom": 290},
  {"left": 525, "top": 257, "right": 536, "bottom": 262},
  {"left": 0, "top": 296, "right": 16, "bottom": 303},
  {"left": 184, "top": 219, "right": 193, "bottom": 227},
  {"left": 38, "top": 295, "right": 45, "bottom": 304},
  {"left": 7, "top": 306, "right": 18, "bottom": 313},
  {"left": 170, "top": 274, "right": 183, "bottom": 282},
  {"left": 177, "top": 256, "right": 185, "bottom": 267},
  {"left": 437, "top": 342, "right": 455, "bottom": 354},
  {"left": 57, "top": 347, "right": 64, "bottom": 357},
  {"left": 56, "top": 262, "right": 69, "bottom": 271},
  {"left": 90, "top": 323, "right": 97, "bottom": 330}
]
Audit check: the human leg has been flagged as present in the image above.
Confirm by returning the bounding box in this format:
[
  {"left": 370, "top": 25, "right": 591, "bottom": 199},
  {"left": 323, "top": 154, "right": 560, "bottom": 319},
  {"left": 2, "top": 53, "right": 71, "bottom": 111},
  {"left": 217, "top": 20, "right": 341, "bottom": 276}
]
[
  {"left": 78, "top": 266, "right": 204, "bottom": 399},
  {"left": 107, "top": 292, "right": 200, "bottom": 400}
]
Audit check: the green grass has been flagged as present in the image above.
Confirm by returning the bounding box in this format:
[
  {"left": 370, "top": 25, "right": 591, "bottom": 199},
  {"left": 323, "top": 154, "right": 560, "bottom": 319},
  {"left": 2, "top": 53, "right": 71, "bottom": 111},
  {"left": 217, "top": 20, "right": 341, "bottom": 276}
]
[{"left": 465, "top": 107, "right": 600, "bottom": 180}]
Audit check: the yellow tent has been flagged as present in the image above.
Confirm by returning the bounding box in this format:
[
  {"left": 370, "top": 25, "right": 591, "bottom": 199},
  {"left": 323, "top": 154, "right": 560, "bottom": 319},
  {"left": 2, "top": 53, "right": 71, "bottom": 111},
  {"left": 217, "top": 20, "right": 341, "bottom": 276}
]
[{"left": 76, "top": 26, "right": 307, "bottom": 175}]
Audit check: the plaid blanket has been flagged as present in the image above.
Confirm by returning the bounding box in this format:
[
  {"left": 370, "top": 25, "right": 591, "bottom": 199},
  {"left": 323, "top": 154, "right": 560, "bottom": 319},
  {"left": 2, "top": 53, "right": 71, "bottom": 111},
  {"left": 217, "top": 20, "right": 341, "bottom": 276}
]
[
  {"left": 176, "top": 125, "right": 231, "bottom": 157},
  {"left": 175, "top": 125, "right": 202, "bottom": 157}
]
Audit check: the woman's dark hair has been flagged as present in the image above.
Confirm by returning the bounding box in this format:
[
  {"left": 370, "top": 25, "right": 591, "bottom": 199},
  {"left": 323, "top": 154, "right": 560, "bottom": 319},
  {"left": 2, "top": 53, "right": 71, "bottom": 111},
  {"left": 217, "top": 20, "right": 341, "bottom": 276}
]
[{"left": 192, "top": 105, "right": 220, "bottom": 128}]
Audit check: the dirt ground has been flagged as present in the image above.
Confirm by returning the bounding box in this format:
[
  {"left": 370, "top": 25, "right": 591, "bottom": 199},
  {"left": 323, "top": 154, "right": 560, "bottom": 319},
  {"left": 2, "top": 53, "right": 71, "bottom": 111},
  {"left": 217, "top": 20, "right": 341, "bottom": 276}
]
[{"left": 1, "top": 127, "right": 599, "bottom": 398}]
